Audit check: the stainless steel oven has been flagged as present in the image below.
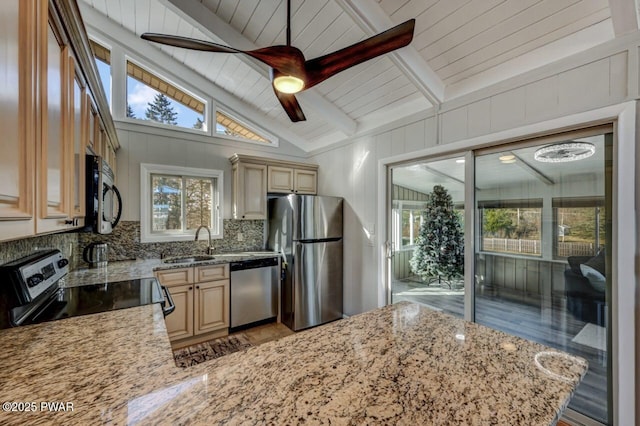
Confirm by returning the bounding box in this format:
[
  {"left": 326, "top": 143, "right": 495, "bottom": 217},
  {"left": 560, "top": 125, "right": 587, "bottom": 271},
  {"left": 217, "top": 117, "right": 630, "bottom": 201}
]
[
  {"left": 86, "top": 155, "right": 122, "bottom": 234},
  {"left": 0, "top": 250, "right": 174, "bottom": 330}
]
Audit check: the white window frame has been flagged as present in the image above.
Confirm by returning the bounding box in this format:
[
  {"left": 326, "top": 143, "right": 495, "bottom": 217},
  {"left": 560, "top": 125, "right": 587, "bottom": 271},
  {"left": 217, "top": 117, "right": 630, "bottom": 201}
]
[
  {"left": 392, "top": 201, "right": 425, "bottom": 251},
  {"left": 140, "top": 163, "right": 223, "bottom": 243},
  {"left": 214, "top": 107, "right": 279, "bottom": 147}
]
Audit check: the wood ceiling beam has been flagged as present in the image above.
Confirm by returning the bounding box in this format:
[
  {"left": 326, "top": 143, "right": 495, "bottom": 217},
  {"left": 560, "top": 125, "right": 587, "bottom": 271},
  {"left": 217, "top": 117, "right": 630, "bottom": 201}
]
[
  {"left": 608, "top": 0, "right": 640, "bottom": 36},
  {"left": 162, "top": 0, "right": 357, "bottom": 137},
  {"left": 335, "top": 0, "right": 444, "bottom": 107}
]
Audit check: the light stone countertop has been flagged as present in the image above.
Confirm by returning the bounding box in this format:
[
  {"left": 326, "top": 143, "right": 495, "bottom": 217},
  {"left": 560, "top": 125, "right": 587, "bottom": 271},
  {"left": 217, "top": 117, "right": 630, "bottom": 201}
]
[
  {"left": 62, "top": 251, "right": 279, "bottom": 287},
  {"left": 0, "top": 301, "right": 587, "bottom": 425}
]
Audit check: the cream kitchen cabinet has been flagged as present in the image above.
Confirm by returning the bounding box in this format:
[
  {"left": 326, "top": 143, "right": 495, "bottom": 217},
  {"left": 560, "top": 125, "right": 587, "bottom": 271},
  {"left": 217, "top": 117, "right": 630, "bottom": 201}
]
[
  {"left": 163, "top": 283, "right": 194, "bottom": 341},
  {"left": 156, "top": 264, "right": 230, "bottom": 345},
  {"left": 267, "top": 166, "right": 317, "bottom": 194},
  {"left": 36, "top": 17, "right": 73, "bottom": 234},
  {"left": 0, "top": 0, "right": 37, "bottom": 240},
  {"left": 0, "top": 0, "right": 118, "bottom": 241},
  {"left": 230, "top": 154, "right": 318, "bottom": 221},
  {"left": 232, "top": 161, "right": 267, "bottom": 220}
]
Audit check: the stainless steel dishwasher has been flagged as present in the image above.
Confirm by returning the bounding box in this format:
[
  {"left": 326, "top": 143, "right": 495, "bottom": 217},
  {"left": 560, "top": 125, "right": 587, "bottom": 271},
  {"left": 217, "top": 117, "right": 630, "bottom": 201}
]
[{"left": 230, "top": 257, "right": 279, "bottom": 330}]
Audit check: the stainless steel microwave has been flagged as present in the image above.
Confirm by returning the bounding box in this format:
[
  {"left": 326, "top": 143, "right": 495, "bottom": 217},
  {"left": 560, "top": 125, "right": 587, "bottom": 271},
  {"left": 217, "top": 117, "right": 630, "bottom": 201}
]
[{"left": 85, "top": 155, "right": 122, "bottom": 234}]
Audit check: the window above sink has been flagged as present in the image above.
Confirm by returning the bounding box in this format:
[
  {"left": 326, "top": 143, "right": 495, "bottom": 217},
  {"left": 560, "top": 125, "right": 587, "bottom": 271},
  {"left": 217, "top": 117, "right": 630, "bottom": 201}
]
[{"left": 140, "top": 164, "right": 223, "bottom": 243}]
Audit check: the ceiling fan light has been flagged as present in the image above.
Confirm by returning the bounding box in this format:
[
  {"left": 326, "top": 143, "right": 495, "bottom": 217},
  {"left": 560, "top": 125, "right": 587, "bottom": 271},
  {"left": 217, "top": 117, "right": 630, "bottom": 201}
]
[{"left": 273, "top": 75, "right": 305, "bottom": 94}]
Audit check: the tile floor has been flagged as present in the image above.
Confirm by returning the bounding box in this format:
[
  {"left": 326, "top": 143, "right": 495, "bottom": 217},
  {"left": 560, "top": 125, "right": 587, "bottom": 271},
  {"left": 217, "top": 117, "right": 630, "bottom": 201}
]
[{"left": 233, "top": 322, "right": 294, "bottom": 346}]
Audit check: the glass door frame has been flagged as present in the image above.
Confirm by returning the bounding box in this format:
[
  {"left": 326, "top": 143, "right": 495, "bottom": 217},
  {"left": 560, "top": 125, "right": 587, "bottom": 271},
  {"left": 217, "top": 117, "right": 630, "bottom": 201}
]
[
  {"left": 381, "top": 112, "right": 636, "bottom": 425},
  {"left": 385, "top": 152, "right": 475, "bottom": 319}
]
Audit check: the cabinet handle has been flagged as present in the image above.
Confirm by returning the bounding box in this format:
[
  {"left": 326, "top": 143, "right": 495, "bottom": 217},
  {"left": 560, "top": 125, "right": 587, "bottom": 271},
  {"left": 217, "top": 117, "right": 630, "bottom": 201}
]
[
  {"left": 242, "top": 215, "right": 245, "bottom": 218},
  {"left": 188, "top": 286, "right": 192, "bottom": 290},
  {"left": 196, "top": 285, "right": 200, "bottom": 289}
]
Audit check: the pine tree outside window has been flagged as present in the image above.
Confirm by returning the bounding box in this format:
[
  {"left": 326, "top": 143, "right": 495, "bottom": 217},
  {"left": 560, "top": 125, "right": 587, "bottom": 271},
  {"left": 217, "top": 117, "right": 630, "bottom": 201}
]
[{"left": 126, "top": 60, "right": 206, "bottom": 131}]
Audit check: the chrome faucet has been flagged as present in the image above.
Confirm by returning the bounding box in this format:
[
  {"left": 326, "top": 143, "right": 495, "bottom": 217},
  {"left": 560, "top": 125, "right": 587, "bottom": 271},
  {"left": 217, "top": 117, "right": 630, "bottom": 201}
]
[{"left": 194, "top": 225, "right": 214, "bottom": 254}]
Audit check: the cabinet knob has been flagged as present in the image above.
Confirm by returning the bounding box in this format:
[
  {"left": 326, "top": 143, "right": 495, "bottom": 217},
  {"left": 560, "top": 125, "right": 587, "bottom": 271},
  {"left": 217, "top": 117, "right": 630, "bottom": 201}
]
[
  {"left": 196, "top": 285, "right": 200, "bottom": 289},
  {"left": 188, "top": 286, "right": 192, "bottom": 290},
  {"left": 242, "top": 215, "right": 245, "bottom": 218}
]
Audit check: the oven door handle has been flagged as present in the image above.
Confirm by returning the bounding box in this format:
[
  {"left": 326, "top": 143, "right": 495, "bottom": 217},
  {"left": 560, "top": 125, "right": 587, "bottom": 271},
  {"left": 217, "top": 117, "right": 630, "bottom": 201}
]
[{"left": 161, "top": 286, "right": 175, "bottom": 317}]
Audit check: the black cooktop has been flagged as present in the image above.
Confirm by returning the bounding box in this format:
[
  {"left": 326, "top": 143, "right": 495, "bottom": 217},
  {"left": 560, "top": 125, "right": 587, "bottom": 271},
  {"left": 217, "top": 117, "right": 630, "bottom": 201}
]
[{"left": 18, "top": 278, "right": 165, "bottom": 327}]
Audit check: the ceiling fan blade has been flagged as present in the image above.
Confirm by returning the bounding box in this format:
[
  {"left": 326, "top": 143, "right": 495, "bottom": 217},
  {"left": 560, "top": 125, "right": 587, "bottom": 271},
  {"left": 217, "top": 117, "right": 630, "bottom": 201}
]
[
  {"left": 273, "top": 87, "right": 306, "bottom": 122},
  {"left": 142, "top": 34, "right": 306, "bottom": 76},
  {"left": 303, "top": 19, "right": 415, "bottom": 89},
  {"left": 141, "top": 33, "right": 242, "bottom": 53}
]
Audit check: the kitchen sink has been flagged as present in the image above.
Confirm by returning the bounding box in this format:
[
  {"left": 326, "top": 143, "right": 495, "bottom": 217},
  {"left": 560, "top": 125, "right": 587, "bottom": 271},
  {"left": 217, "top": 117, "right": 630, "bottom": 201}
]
[{"left": 163, "top": 255, "right": 216, "bottom": 264}]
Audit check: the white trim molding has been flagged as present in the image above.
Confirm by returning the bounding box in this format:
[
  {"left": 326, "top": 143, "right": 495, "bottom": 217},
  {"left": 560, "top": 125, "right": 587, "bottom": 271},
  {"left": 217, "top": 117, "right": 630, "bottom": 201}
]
[{"left": 140, "top": 163, "right": 224, "bottom": 243}]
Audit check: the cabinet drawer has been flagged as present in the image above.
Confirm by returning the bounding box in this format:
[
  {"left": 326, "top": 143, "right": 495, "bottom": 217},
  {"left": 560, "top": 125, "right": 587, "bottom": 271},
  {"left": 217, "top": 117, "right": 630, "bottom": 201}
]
[
  {"left": 196, "top": 264, "right": 229, "bottom": 282},
  {"left": 156, "top": 268, "right": 194, "bottom": 286}
]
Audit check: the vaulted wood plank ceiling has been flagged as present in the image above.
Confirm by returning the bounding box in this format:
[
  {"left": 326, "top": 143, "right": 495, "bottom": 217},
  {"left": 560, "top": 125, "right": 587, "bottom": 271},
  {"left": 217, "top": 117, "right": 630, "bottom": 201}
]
[{"left": 80, "top": 0, "right": 622, "bottom": 151}]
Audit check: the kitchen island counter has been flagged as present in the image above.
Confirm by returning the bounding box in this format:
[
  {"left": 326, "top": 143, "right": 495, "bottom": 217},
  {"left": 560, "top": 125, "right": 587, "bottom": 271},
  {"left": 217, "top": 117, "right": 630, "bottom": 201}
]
[{"left": 0, "top": 302, "right": 587, "bottom": 425}]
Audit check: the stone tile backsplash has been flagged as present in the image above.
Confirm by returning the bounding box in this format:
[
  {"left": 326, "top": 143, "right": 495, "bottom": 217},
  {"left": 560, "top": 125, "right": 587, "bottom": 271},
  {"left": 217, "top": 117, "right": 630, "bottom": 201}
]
[
  {"left": 76, "top": 220, "right": 265, "bottom": 267},
  {"left": 0, "top": 233, "right": 80, "bottom": 269},
  {"left": 0, "top": 220, "right": 264, "bottom": 270}
]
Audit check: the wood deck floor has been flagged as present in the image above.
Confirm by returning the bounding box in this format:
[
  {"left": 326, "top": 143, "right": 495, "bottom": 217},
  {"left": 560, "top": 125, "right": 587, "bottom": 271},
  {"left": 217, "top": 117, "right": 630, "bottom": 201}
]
[{"left": 392, "top": 278, "right": 608, "bottom": 424}]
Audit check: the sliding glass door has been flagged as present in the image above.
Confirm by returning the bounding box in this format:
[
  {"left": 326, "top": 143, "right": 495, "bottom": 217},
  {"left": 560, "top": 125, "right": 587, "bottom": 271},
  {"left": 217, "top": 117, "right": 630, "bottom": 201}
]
[
  {"left": 389, "top": 156, "right": 466, "bottom": 318},
  {"left": 387, "top": 126, "right": 613, "bottom": 424},
  {"left": 473, "top": 128, "right": 612, "bottom": 424}
]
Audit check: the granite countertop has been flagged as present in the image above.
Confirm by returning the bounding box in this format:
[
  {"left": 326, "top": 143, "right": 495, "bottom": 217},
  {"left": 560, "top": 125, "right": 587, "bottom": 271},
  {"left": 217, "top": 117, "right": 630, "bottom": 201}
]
[
  {"left": 0, "top": 302, "right": 587, "bottom": 425},
  {"left": 62, "top": 251, "right": 279, "bottom": 287}
]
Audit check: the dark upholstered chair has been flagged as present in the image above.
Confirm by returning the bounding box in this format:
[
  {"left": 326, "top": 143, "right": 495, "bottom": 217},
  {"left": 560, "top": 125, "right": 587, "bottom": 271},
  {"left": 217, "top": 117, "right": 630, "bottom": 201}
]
[{"left": 564, "top": 255, "right": 606, "bottom": 326}]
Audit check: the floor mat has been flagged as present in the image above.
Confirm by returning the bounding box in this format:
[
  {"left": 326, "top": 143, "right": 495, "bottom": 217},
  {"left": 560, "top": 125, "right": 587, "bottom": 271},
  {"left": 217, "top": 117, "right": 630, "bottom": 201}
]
[{"left": 173, "top": 334, "right": 254, "bottom": 367}]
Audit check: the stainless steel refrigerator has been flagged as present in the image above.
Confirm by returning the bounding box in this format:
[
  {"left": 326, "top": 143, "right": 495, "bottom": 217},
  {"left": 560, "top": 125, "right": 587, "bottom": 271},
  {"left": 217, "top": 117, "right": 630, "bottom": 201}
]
[{"left": 267, "top": 195, "right": 343, "bottom": 331}]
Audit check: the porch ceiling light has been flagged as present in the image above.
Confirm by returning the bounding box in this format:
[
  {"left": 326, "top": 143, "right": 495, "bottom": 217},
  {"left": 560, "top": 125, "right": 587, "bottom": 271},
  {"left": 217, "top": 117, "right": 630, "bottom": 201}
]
[
  {"left": 499, "top": 154, "right": 516, "bottom": 164},
  {"left": 534, "top": 142, "right": 595, "bottom": 163}
]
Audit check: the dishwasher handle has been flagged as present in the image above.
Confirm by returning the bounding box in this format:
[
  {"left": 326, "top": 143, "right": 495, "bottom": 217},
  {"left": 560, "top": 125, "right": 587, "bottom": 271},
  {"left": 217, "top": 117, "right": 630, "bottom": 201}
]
[
  {"left": 161, "top": 286, "right": 175, "bottom": 317},
  {"left": 230, "top": 257, "right": 279, "bottom": 271}
]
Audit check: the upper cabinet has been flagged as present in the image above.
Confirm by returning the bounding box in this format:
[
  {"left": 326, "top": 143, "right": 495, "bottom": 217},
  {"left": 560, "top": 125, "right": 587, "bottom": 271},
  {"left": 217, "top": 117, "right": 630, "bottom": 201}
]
[
  {"left": 230, "top": 154, "right": 319, "bottom": 220},
  {"left": 266, "top": 166, "right": 317, "bottom": 195},
  {"left": 0, "top": 0, "right": 119, "bottom": 241},
  {"left": 0, "top": 0, "right": 37, "bottom": 241},
  {"left": 36, "top": 15, "right": 73, "bottom": 233},
  {"left": 232, "top": 161, "right": 267, "bottom": 220}
]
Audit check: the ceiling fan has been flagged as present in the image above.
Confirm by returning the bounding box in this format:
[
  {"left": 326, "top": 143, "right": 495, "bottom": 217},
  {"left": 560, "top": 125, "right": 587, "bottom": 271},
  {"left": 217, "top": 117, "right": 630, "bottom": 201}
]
[{"left": 141, "top": 0, "right": 415, "bottom": 122}]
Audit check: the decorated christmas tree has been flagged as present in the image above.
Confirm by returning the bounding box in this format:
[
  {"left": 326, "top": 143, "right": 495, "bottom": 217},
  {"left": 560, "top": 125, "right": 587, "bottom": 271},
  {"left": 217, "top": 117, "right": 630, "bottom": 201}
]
[{"left": 409, "top": 185, "right": 464, "bottom": 287}]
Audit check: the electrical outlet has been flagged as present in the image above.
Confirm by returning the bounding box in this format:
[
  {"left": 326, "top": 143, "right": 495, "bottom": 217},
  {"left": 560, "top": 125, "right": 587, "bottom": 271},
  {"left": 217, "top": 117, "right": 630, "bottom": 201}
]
[{"left": 237, "top": 233, "right": 244, "bottom": 242}]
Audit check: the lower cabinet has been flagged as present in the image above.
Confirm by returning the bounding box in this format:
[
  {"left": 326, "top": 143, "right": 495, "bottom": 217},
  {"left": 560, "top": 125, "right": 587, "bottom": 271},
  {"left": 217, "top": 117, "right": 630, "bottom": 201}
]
[
  {"left": 194, "top": 280, "right": 229, "bottom": 335},
  {"left": 156, "top": 264, "right": 229, "bottom": 344},
  {"left": 164, "top": 283, "right": 194, "bottom": 341}
]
